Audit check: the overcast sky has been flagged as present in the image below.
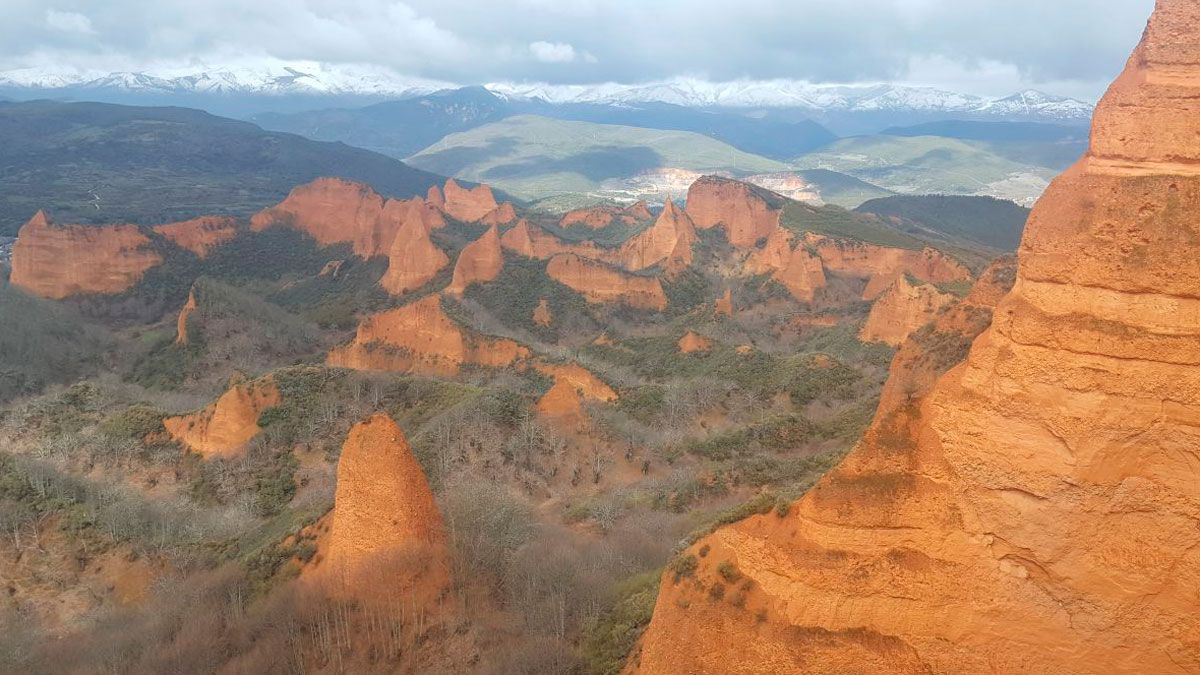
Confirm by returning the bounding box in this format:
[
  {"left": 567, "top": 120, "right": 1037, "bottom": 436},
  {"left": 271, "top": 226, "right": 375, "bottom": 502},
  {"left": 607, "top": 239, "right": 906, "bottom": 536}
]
[{"left": 1, "top": 0, "right": 1157, "bottom": 100}]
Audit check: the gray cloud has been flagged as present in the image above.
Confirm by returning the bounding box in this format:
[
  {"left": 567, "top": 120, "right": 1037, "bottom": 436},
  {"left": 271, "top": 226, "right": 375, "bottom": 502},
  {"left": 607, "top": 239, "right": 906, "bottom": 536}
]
[{"left": 0, "top": 0, "right": 1156, "bottom": 98}]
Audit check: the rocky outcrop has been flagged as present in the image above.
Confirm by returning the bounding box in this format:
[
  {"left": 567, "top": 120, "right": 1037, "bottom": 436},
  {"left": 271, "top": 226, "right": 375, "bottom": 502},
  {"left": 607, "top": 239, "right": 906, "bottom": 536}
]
[
  {"left": 175, "top": 286, "right": 197, "bottom": 345},
  {"left": 250, "top": 177, "right": 444, "bottom": 258},
  {"left": 746, "top": 225, "right": 827, "bottom": 302},
  {"left": 378, "top": 215, "right": 449, "bottom": 295},
  {"left": 480, "top": 202, "right": 518, "bottom": 226},
  {"left": 715, "top": 288, "right": 734, "bottom": 317},
  {"left": 324, "top": 414, "right": 448, "bottom": 595},
  {"left": 685, "top": 176, "right": 780, "bottom": 249},
  {"left": 859, "top": 275, "right": 956, "bottom": 346},
  {"left": 327, "top": 295, "right": 529, "bottom": 376},
  {"left": 534, "top": 362, "right": 618, "bottom": 423},
  {"left": 560, "top": 202, "right": 653, "bottom": 229},
  {"left": 618, "top": 200, "right": 697, "bottom": 273},
  {"left": 163, "top": 375, "right": 280, "bottom": 459},
  {"left": 677, "top": 331, "right": 713, "bottom": 354},
  {"left": 533, "top": 298, "right": 553, "bottom": 327},
  {"left": 10, "top": 211, "right": 163, "bottom": 299},
  {"left": 500, "top": 219, "right": 606, "bottom": 260},
  {"left": 440, "top": 179, "right": 500, "bottom": 223},
  {"left": 152, "top": 216, "right": 238, "bottom": 257},
  {"left": 630, "top": 4, "right": 1200, "bottom": 673},
  {"left": 546, "top": 253, "right": 668, "bottom": 311},
  {"left": 806, "top": 233, "right": 969, "bottom": 299},
  {"left": 446, "top": 225, "right": 503, "bottom": 296}
]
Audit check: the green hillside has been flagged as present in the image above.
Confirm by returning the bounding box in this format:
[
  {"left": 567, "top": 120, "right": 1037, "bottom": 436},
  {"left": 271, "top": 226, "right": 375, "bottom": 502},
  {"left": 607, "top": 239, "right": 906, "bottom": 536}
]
[
  {"left": 792, "top": 135, "right": 1057, "bottom": 206},
  {"left": 856, "top": 194, "right": 1030, "bottom": 251},
  {"left": 406, "top": 115, "right": 788, "bottom": 201}
]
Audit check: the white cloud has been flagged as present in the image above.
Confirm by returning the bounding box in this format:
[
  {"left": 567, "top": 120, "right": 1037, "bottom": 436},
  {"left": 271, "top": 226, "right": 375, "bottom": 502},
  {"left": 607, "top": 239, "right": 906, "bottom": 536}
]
[
  {"left": 529, "top": 41, "right": 577, "bottom": 63},
  {"left": 44, "top": 9, "right": 95, "bottom": 35}
]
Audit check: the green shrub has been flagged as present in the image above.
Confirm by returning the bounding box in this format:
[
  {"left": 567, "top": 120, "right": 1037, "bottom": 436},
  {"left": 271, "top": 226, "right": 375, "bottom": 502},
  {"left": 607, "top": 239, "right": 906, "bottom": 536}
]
[
  {"left": 579, "top": 571, "right": 661, "bottom": 675},
  {"left": 100, "top": 405, "right": 168, "bottom": 441},
  {"left": 669, "top": 554, "right": 698, "bottom": 583}
]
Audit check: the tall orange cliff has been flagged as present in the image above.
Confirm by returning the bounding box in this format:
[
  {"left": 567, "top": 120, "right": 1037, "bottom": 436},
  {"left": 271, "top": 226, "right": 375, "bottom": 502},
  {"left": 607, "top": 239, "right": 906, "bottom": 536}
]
[
  {"left": 500, "top": 219, "right": 607, "bottom": 260},
  {"left": 629, "top": 3, "right": 1200, "bottom": 673},
  {"left": 440, "top": 179, "right": 501, "bottom": 223},
  {"left": 446, "top": 225, "right": 503, "bottom": 296},
  {"left": 546, "top": 253, "right": 668, "bottom": 311},
  {"left": 9, "top": 211, "right": 163, "bottom": 299},
  {"left": 152, "top": 216, "right": 238, "bottom": 257},
  {"left": 327, "top": 294, "right": 529, "bottom": 376},
  {"left": 617, "top": 200, "right": 697, "bottom": 273},
  {"left": 685, "top": 176, "right": 780, "bottom": 249},
  {"left": 859, "top": 275, "right": 956, "bottom": 346},
  {"left": 745, "top": 225, "right": 827, "bottom": 302},
  {"left": 321, "top": 414, "right": 449, "bottom": 596},
  {"left": 378, "top": 214, "right": 449, "bottom": 295},
  {"left": 250, "top": 177, "right": 444, "bottom": 258},
  {"left": 806, "top": 233, "right": 969, "bottom": 299},
  {"left": 162, "top": 376, "right": 281, "bottom": 459},
  {"left": 175, "top": 286, "right": 198, "bottom": 345}
]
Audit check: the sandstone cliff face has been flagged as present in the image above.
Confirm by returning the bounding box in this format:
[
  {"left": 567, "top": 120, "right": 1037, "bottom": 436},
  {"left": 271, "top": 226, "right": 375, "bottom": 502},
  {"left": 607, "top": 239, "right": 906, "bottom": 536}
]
[
  {"left": 441, "top": 179, "right": 500, "bottom": 223},
  {"left": 859, "top": 275, "right": 956, "bottom": 346},
  {"left": 685, "top": 176, "right": 780, "bottom": 249},
  {"left": 480, "top": 202, "right": 518, "bottom": 226},
  {"left": 163, "top": 376, "right": 280, "bottom": 459},
  {"left": 546, "top": 253, "right": 668, "bottom": 311},
  {"left": 327, "top": 295, "right": 529, "bottom": 376},
  {"left": 378, "top": 215, "right": 450, "bottom": 295},
  {"left": 560, "top": 202, "right": 653, "bottom": 229},
  {"left": 630, "top": 4, "right": 1200, "bottom": 673},
  {"left": 10, "top": 211, "right": 163, "bottom": 299},
  {"left": 175, "top": 287, "right": 198, "bottom": 346},
  {"left": 446, "top": 225, "right": 504, "bottom": 296},
  {"left": 617, "top": 200, "right": 697, "bottom": 273},
  {"left": 152, "top": 216, "right": 238, "bottom": 257},
  {"left": 534, "top": 362, "right": 618, "bottom": 422},
  {"left": 500, "top": 219, "right": 607, "bottom": 260},
  {"left": 323, "top": 413, "right": 449, "bottom": 595},
  {"left": 250, "top": 177, "right": 444, "bottom": 258},
  {"left": 745, "top": 225, "right": 828, "bottom": 302},
  {"left": 807, "top": 233, "right": 969, "bottom": 299}
]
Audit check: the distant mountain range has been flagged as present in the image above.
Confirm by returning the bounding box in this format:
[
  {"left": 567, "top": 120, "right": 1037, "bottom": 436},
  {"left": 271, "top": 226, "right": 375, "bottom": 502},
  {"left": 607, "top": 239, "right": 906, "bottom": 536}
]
[{"left": 0, "top": 64, "right": 1093, "bottom": 128}]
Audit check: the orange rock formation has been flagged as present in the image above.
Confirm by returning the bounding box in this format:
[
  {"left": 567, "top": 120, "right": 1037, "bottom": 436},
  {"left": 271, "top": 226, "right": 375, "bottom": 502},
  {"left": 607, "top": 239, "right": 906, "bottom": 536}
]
[
  {"left": 10, "top": 211, "right": 163, "bottom": 299},
  {"left": 806, "top": 233, "right": 969, "bottom": 299},
  {"left": 618, "top": 200, "right": 697, "bottom": 273},
  {"left": 630, "top": 4, "right": 1200, "bottom": 672},
  {"left": 440, "top": 179, "right": 500, "bottom": 223},
  {"left": 546, "top": 253, "right": 668, "bottom": 311},
  {"left": 152, "top": 216, "right": 238, "bottom": 257},
  {"left": 500, "top": 219, "right": 606, "bottom": 260},
  {"left": 175, "top": 286, "right": 198, "bottom": 345},
  {"left": 327, "top": 295, "right": 529, "bottom": 376},
  {"left": 162, "top": 376, "right": 280, "bottom": 459},
  {"left": 534, "top": 362, "right": 618, "bottom": 422},
  {"left": 560, "top": 202, "right": 653, "bottom": 229},
  {"left": 323, "top": 414, "right": 448, "bottom": 595},
  {"left": 378, "top": 216, "right": 449, "bottom": 295},
  {"left": 533, "top": 298, "right": 553, "bottom": 327},
  {"left": 446, "top": 225, "right": 504, "bottom": 296},
  {"left": 250, "top": 177, "right": 444, "bottom": 257},
  {"left": 685, "top": 176, "right": 780, "bottom": 249},
  {"left": 480, "top": 202, "right": 518, "bottom": 226},
  {"left": 677, "top": 331, "right": 713, "bottom": 354},
  {"left": 745, "top": 225, "right": 828, "bottom": 302},
  {"left": 859, "top": 275, "right": 956, "bottom": 346}
]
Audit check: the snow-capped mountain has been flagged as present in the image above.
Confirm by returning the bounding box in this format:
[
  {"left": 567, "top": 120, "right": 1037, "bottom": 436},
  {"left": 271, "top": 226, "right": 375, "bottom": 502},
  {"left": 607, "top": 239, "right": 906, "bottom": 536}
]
[
  {"left": 0, "top": 64, "right": 1092, "bottom": 122},
  {"left": 0, "top": 62, "right": 451, "bottom": 99},
  {"left": 486, "top": 79, "right": 1093, "bottom": 120}
]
